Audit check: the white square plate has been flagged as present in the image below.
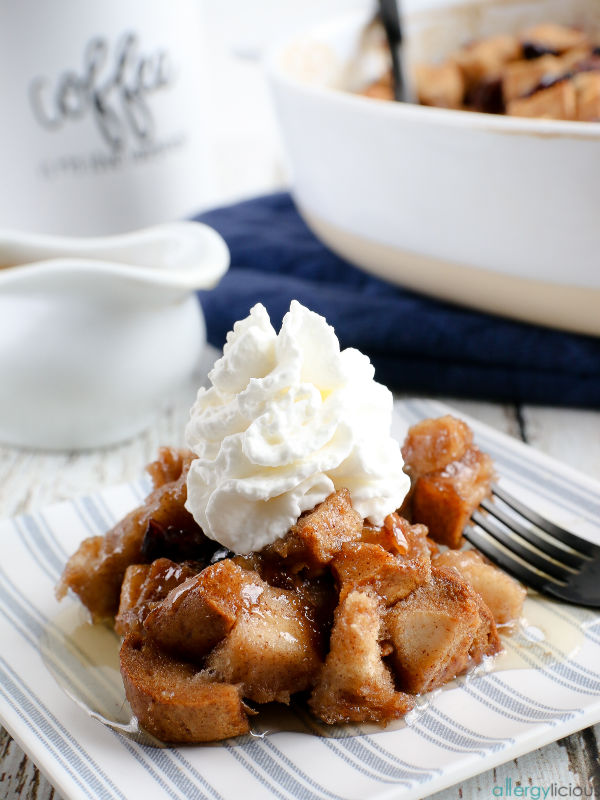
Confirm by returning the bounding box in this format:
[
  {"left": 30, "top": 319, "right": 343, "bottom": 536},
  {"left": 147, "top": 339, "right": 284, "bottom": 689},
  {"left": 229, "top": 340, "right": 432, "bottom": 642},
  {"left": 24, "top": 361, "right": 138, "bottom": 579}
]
[{"left": 1, "top": 398, "right": 599, "bottom": 800}]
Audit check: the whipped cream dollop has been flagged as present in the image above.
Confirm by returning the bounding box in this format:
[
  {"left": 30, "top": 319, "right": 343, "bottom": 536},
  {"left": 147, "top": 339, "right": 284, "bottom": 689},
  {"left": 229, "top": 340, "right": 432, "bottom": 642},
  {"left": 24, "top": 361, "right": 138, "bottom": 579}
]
[{"left": 185, "top": 301, "right": 410, "bottom": 553}]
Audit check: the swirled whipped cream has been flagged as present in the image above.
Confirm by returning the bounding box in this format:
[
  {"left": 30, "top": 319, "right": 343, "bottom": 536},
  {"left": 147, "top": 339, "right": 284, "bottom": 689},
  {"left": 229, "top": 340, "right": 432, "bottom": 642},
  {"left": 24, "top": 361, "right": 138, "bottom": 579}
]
[{"left": 185, "top": 301, "right": 410, "bottom": 553}]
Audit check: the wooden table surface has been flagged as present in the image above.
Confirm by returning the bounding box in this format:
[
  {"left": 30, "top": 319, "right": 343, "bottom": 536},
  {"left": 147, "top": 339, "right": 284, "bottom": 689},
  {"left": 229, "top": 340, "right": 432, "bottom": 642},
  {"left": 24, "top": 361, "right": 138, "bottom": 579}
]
[{"left": 2, "top": 10, "right": 599, "bottom": 797}]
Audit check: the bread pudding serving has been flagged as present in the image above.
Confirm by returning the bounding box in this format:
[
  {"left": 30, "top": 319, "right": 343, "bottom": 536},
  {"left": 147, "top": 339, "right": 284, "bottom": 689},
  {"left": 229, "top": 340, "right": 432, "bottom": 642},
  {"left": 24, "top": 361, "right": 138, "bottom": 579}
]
[
  {"left": 364, "top": 23, "right": 600, "bottom": 121},
  {"left": 56, "top": 301, "right": 525, "bottom": 743}
]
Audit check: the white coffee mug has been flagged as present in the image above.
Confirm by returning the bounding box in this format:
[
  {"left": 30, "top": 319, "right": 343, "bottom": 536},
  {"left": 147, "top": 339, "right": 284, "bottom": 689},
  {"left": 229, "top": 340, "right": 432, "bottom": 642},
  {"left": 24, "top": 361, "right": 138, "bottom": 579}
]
[{"left": 0, "top": 0, "right": 211, "bottom": 235}]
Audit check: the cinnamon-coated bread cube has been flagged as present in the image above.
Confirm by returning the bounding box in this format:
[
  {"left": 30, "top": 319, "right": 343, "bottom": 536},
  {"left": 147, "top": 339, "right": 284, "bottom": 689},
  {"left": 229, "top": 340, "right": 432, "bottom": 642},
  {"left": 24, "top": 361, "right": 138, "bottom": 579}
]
[
  {"left": 143, "top": 559, "right": 256, "bottom": 661},
  {"left": 361, "top": 512, "right": 411, "bottom": 555},
  {"left": 574, "top": 72, "right": 600, "bottom": 121},
  {"left": 521, "top": 23, "right": 589, "bottom": 54},
  {"left": 502, "top": 55, "right": 565, "bottom": 102},
  {"left": 415, "top": 61, "right": 465, "bottom": 108},
  {"left": 117, "top": 565, "right": 148, "bottom": 625},
  {"left": 120, "top": 633, "right": 249, "bottom": 743},
  {"left": 146, "top": 447, "right": 192, "bottom": 489},
  {"left": 507, "top": 80, "right": 577, "bottom": 119},
  {"left": 402, "top": 415, "right": 472, "bottom": 476},
  {"left": 55, "top": 450, "right": 199, "bottom": 621},
  {"left": 405, "top": 418, "right": 495, "bottom": 548},
  {"left": 266, "top": 489, "right": 363, "bottom": 572},
  {"left": 116, "top": 559, "right": 197, "bottom": 636},
  {"left": 386, "top": 566, "right": 500, "bottom": 694},
  {"left": 333, "top": 537, "right": 429, "bottom": 605},
  {"left": 309, "top": 590, "right": 414, "bottom": 724},
  {"left": 203, "top": 575, "right": 323, "bottom": 704},
  {"left": 434, "top": 549, "right": 526, "bottom": 625},
  {"left": 453, "top": 34, "right": 521, "bottom": 87},
  {"left": 469, "top": 592, "right": 501, "bottom": 664}
]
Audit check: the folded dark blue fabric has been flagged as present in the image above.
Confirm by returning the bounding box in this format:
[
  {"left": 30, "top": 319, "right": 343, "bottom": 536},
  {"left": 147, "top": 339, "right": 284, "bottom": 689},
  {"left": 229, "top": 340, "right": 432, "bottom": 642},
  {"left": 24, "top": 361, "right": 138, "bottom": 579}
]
[{"left": 195, "top": 192, "right": 600, "bottom": 408}]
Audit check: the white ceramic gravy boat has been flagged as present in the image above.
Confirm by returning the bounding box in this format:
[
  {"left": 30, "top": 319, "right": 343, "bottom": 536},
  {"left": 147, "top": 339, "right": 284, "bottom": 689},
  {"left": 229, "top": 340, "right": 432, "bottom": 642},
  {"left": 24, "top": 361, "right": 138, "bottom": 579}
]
[{"left": 0, "top": 222, "right": 229, "bottom": 450}]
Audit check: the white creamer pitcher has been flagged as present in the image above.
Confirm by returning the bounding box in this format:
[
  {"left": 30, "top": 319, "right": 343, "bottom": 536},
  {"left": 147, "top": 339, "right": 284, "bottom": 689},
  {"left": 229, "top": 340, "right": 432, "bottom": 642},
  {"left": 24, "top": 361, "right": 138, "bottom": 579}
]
[{"left": 0, "top": 222, "right": 229, "bottom": 450}]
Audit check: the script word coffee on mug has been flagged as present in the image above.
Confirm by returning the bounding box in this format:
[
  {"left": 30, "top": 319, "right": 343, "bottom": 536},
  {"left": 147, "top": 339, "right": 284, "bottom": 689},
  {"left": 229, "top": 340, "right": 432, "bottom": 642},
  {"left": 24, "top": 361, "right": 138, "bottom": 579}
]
[{"left": 0, "top": 0, "right": 210, "bottom": 235}]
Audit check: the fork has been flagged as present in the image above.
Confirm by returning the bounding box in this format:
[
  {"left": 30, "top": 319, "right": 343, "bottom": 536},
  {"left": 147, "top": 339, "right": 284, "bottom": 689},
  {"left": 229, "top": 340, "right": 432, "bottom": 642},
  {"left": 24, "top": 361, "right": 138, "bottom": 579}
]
[{"left": 464, "top": 483, "right": 600, "bottom": 608}]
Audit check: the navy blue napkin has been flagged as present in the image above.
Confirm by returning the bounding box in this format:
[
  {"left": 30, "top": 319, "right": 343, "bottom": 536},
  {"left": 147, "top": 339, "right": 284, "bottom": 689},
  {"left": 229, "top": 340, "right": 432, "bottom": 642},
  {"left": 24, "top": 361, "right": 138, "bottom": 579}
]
[{"left": 195, "top": 192, "right": 600, "bottom": 408}]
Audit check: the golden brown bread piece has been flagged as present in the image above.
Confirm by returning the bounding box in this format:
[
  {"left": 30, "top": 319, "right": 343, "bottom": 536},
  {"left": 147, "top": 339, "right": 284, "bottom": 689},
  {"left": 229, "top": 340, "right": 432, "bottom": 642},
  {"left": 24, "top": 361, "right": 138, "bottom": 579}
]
[
  {"left": 203, "top": 570, "right": 324, "bottom": 704},
  {"left": 115, "top": 559, "right": 198, "bottom": 636},
  {"left": 333, "top": 542, "right": 423, "bottom": 605},
  {"left": 116, "top": 565, "right": 148, "bottom": 633},
  {"left": 521, "top": 23, "right": 589, "bottom": 53},
  {"left": 120, "top": 633, "right": 250, "bottom": 743},
  {"left": 309, "top": 590, "right": 414, "bottom": 724},
  {"left": 402, "top": 415, "right": 473, "bottom": 476},
  {"left": 434, "top": 549, "right": 526, "bottom": 625},
  {"left": 508, "top": 80, "right": 577, "bottom": 120},
  {"left": 386, "top": 566, "right": 501, "bottom": 694},
  {"left": 414, "top": 62, "right": 465, "bottom": 108},
  {"left": 332, "top": 518, "right": 432, "bottom": 606},
  {"left": 361, "top": 512, "right": 411, "bottom": 555},
  {"left": 574, "top": 72, "right": 600, "bottom": 121},
  {"left": 266, "top": 489, "right": 363, "bottom": 573},
  {"left": 56, "top": 449, "right": 199, "bottom": 621},
  {"left": 143, "top": 560, "right": 257, "bottom": 661},
  {"left": 502, "top": 54, "right": 566, "bottom": 103},
  {"left": 146, "top": 447, "right": 192, "bottom": 490},
  {"left": 411, "top": 446, "right": 495, "bottom": 548},
  {"left": 453, "top": 34, "right": 522, "bottom": 87},
  {"left": 402, "top": 415, "right": 494, "bottom": 549}
]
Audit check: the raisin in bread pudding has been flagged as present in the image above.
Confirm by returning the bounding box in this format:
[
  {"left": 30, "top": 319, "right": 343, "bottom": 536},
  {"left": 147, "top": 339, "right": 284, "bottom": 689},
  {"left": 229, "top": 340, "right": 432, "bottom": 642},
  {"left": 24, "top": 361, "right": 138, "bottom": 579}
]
[{"left": 57, "top": 301, "right": 525, "bottom": 743}]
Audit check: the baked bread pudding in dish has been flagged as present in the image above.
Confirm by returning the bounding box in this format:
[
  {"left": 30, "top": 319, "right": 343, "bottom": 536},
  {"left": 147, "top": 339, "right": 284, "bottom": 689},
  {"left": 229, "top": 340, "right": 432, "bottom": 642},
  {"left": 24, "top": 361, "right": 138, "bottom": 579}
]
[
  {"left": 363, "top": 23, "right": 600, "bottom": 121},
  {"left": 56, "top": 301, "right": 525, "bottom": 743}
]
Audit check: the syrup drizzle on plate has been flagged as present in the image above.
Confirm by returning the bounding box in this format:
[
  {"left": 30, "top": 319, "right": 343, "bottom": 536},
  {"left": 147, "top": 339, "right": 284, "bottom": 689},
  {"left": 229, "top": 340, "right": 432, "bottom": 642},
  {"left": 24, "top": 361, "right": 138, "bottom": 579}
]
[{"left": 40, "top": 592, "right": 588, "bottom": 747}]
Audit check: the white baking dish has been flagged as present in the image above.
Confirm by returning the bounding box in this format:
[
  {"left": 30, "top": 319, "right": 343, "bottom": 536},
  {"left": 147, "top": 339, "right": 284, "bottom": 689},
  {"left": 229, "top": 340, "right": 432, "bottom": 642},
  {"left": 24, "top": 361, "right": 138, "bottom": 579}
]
[{"left": 266, "top": 0, "right": 600, "bottom": 335}]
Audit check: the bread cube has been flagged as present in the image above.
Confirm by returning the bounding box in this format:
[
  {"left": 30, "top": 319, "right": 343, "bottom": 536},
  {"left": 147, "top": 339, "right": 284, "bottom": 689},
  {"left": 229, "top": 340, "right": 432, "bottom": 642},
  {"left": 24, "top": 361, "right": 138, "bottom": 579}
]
[
  {"left": 116, "top": 559, "right": 197, "bottom": 636},
  {"left": 521, "top": 24, "right": 589, "bottom": 54},
  {"left": 361, "top": 512, "right": 411, "bottom": 555},
  {"left": 120, "top": 633, "right": 249, "bottom": 743},
  {"left": 575, "top": 71, "right": 600, "bottom": 121},
  {"left": 434, "top": 549, "right": 526, "bottom": 624},
  {"left": 411, "top": 444, "right": 495, "bottom": 549},
  {"left": 402, "top": 415, "right": 472, "bottom": 476},
  {"left": 204, "top": 577, "right": 323, "bottom": 704},
  {"left": 56, "top": 450, "right": 199, "bottom": 621},
  {"left": 415, "top": 61, "right": 465, "bottom": 108},
  {"left": 143, "top": 559, "right": 255, "bottom": 661},
  {"left": 386, "top": 566, "right": 500, "bottom": 694},
  {"left": 502, "top": 55, "right": 565, "bottom": 102},
  {"left": 333, "top": 537, "right": 430, "bottom": 605},
  {"left": 508, "top": 79, "right": 577, "bottom": 119},
  {"left": 454, "top": 35, "right": 521, "bottom": 86},
  {"left": 267, "top": 489, "right": 363, "bottom": 572},
  {"left": 146, "top": 447, "right": 192, "bottom": 489},
  {"left": 309, "top": 590, "right": 414, "bottom": 724}
]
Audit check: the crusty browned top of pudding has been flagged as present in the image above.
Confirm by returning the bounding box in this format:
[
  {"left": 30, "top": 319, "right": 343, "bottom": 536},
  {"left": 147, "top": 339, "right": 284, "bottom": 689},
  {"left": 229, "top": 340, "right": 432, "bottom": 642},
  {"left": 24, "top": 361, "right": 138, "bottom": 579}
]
[
  {"left": 56, "top": 415, "right": 526, "bottom": 744},
  {"left": 362, "top": 22, "right": 600, "bottom": 121}
]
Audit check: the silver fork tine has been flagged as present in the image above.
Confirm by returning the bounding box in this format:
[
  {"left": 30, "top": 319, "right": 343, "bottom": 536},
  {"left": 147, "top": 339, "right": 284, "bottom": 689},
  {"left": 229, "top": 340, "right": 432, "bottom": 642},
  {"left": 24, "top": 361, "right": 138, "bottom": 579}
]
[
  {"left": 471, "top": 510, "right": 573, "bottom": 582},
  {"left": 491, "top": 483, "right": 600, "bottom": 557},
  {"left": 479, "top": 497, "right": 587, "bottom": 569},
  {"left": 463, "top": 525, "right": 559, "bottom": 594}
]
